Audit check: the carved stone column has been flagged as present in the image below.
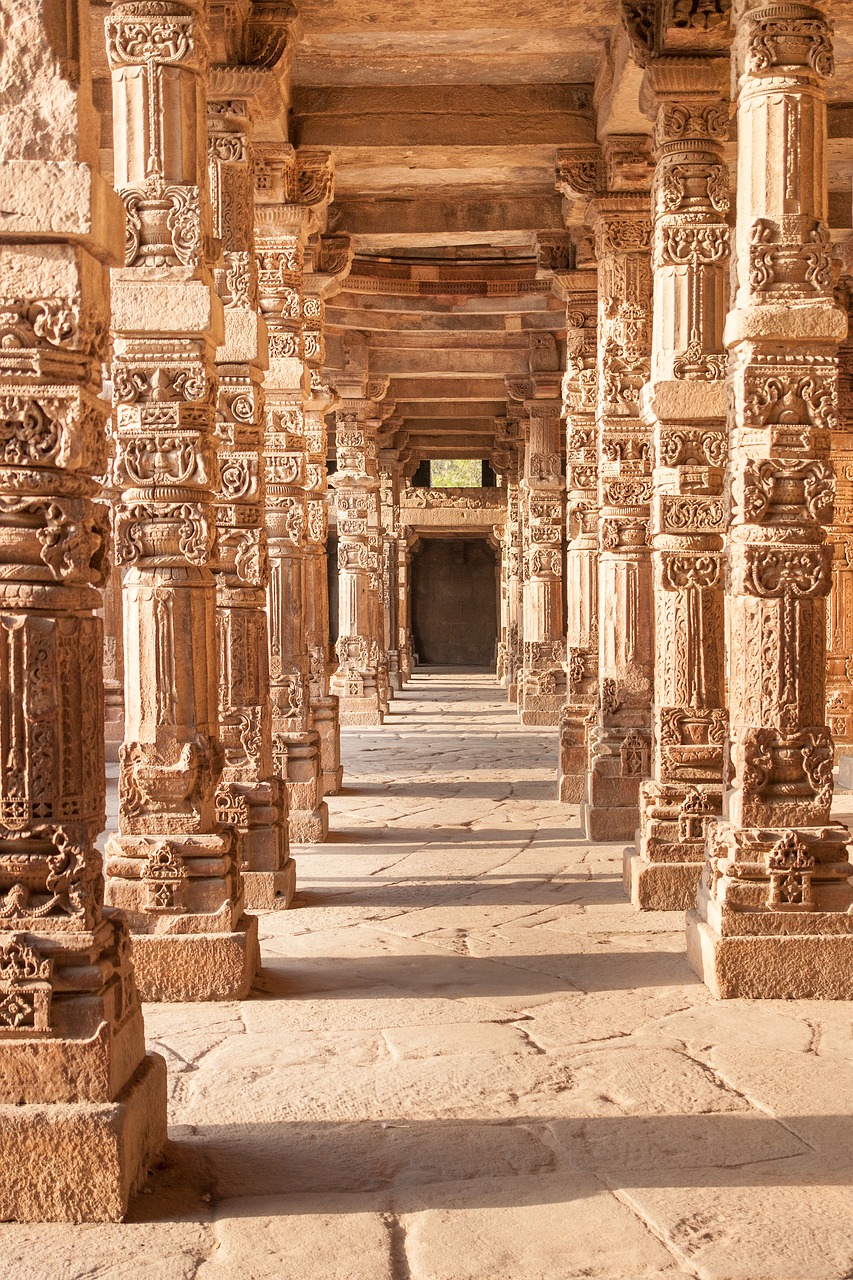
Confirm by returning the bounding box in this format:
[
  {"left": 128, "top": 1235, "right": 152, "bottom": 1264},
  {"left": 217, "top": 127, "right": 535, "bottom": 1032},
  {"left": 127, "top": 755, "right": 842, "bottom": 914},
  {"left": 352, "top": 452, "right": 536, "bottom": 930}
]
[
  {"left": 329, "top": 379, "right": 391, "bottom": 725},
  {"left": 492, "top": 416, "right": 523, "bottom": 698},
  {"left": 104, "top": 0, "right": 258, "bottom": 1000},
  {"left": 380, "top": 447, "right": 406, "bottom": 691},
  {"left": 687, "top": 1, "right": 853, "bottom": 998},
  {"left": 556, "top": 268, "right": 599, "bottom": 802},
  {"left": 303, "top": 369, "right": 343, "bottom": 793},
  {"left": 0, "top": 0, "right": 167, "bottom": 1219},
  {"left": 626, "top": 61, "right": 731, "bottom": 909},
  {"left": 515, "top": 384, "right": 566, "bottom": 725},
  {"left": 207, "top": 86, "right": 292, "bottom": 907},
  {"left": 397, "top": 530, "right": 416, "bottom": 683},
  {"left": 579, "top": 139, "right": 656, "bottom": 841},
  {"left": 255, "top": 147, "right": 333, "bottom": 843},
  {"left": 302, "top": 235, "right": 351, "bottom": 793},
  {"left": 101, "top": 420, "right": 125, "bottom": 761},
  {"left": 827, "top": 278, "right": 853, "bottom": 754}
]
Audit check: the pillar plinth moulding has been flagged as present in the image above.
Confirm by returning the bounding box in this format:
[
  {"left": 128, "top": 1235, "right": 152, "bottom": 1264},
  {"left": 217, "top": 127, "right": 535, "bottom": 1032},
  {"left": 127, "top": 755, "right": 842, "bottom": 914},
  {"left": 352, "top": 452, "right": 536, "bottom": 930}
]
[
  {"left": 255, "top": 146, "right": 333, "bottom": 843},
  {"left": 0, "top": 0, "right": 167, "bottom": 1220},
  {"left": 571, "top": 138, "right": 656, "bottom": 841},
  {"left": 207, "top": 68, "right": 294, "bottom": 906},
  {"left": 553, "top": 265, "right": 599, "bottom": 802},
  {"left": 329, "top": 373, "right": 392, "bottom": 726},
  {"left": 626, "top": 59, "right": 731, "bottom": 910},
  {"left": 827, "top": 276, "right": 853, "bottom": 757},
  {"left": 686, "top": 1, "right": 853, "bottom": 999},
  {"left": 509, "top": 375, "right": 566, "bottom": 726},
  {"left": 104, "top": 0, "right": 258, "bottom": 1001}
]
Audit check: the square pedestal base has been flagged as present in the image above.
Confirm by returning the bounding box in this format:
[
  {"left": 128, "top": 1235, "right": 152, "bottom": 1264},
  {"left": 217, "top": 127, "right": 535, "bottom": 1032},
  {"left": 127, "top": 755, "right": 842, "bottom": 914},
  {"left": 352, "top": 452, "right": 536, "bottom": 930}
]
[
  {"left": 131, "top": 916, "right": 259, "bottom": 1001},
  {"left": 581, "top": 801, "right": 639, "bottom": 842},
  {"left": 243, "top": 860, "right": 296, "bottom": 911},
  {"left": 289, "top": 802, "right": 329, "bottom": 844},
  {"left": 559, "top": 772, "right": 584, "bottom": 804},
  {"left": 623, "top": 849, "right": 703, "bottom": 911},
  {"left": 686, "top": 910, "right": 853, "bottom": 999},
  {"left": 0, "top": 1052, "right": 166, "bottom": 1222},
  {"left": 322, "top": 765, "right": 344, "bottom": 796}
]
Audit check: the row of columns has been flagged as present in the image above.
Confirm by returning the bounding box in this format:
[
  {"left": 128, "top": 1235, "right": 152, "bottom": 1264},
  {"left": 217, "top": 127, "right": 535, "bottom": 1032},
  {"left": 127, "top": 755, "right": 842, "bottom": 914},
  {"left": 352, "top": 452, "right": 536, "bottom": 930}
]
[
  {"left": 542, "top": 1, "right": 853, "bottom": 999},
  {"left": 0, "top": 0, "right": 407, "bottom": 1221}
]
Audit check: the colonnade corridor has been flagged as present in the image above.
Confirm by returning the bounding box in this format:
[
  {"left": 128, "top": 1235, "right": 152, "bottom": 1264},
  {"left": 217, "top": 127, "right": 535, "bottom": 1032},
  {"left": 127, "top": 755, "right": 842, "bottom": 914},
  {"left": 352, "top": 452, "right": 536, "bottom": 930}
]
[{"left": 4, "top": 669, "right": 852, "bottom": 1279}]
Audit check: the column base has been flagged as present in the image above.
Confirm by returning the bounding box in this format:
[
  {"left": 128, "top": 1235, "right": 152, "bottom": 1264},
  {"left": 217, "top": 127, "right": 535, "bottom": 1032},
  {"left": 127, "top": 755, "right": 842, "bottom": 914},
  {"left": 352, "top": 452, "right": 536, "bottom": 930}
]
[
  {"left": 519, "top": 706, "right": 561, "bottom": 726},
  {"left": 559, "top": 774, "right": 584, "bottom": 803},
  {"left": 322, "top": 765, "right": 344, "bottom": 795},
  {"left": 130, "top": 915, "right": 259, "bottom": 1001},
  {"left": 580, "top": 801, "right": 639, "bottom": 842},
  {"left": 0, "top": 1052, "right": 167, "bottom": 1222},
  {"left": 507, "top": 683, "right": 518, "bottom": 704},
  {"left": 339, "top": 701, "right": 384, "bottom": 726},
  {"left": 289, "top": 801, "right": 329, "bottom": 844},
  {"left": 623, "top": 849, "right": 702, "bottom": 911},
  {"left": 243, "top": 860, "right": 296, "bottom": 911},
  {"left": 686, "top": 908, "right": 853, "bottom": 999},
  {"left": 312, "top": 696, "right": 343, "bottom": 795}
]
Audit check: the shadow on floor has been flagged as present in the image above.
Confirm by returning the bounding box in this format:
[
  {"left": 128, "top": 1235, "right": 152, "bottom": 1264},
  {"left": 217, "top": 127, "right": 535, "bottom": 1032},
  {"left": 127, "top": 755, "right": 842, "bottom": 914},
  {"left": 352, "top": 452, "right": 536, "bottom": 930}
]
[
  {"left": 131, "top": 1111, "right": 841, "bottom": 1221},
  {"left": 251, "top": 947, "right": 697, "bottom": 999}
]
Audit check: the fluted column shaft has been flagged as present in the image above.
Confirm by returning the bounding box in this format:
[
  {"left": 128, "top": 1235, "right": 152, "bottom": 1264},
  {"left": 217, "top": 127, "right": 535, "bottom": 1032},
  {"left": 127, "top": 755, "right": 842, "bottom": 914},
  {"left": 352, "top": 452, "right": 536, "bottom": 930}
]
[
  {"left": 628, "top": 61, "right": 731, "bottom": 910},
  {"left": 104, "top": 0, "right": 257, "bottom": 1001},
  {"left": 687, "top": 0, "right": 853, "bottom": 999},
  {"left": 207, "top": 91, "right": 292, "bottom": 905}
]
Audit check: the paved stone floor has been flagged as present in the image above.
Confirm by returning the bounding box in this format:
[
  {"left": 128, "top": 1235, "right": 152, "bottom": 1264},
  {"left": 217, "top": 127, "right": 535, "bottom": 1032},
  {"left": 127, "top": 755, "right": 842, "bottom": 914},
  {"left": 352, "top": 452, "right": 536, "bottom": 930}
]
[{"left": 5, "top": 669, "right": 853, "bottom": 1278}]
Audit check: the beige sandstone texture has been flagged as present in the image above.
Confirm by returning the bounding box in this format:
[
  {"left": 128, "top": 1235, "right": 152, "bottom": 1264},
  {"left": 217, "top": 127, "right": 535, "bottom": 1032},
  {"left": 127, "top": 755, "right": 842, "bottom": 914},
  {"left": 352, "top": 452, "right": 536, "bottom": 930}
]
[{"left": 6, "top": 672, "right": 853, "bottom": 1275}]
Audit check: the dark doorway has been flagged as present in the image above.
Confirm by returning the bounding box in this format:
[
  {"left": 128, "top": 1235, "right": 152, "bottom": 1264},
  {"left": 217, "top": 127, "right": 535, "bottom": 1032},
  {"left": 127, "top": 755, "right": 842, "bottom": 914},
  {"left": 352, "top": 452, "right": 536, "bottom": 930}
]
[{"left": 411, "top": 538, "right": 498, "bottom": 667}]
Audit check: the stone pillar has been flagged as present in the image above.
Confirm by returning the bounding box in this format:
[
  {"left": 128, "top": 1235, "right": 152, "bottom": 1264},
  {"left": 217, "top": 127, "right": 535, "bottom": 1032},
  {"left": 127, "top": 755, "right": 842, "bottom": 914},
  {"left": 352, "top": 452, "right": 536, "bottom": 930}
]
[
  {"left": 0, "top": 0, "right": 169, "bottom": 1220},
  {"left": 255, "top": 147, "right": 333, "bottom": 842},
  {"left": 101, "top": 422, "right": 126, "bottom": 761},
  {"left": 207, "top": 87, "right": 292, "bottom": 907},
  {"left": 557, "top": 270, "right": 599, "bottom": 802},
  {"left": 515, "top": 384, "right": 566, "bottom": 725},
  {"left": 104, "top": 0, "right": 258, "bottom": 1001},
  {"left": 626, "top": 61, "right": 731, "bottom": 909},
  {"left": 687, "top": 1, "right": 853, "bottom": 999},
  {"left": 304, "top": 370, "right": 343, "bottom": 793},
  {"left": 330, "top": 378, "right": 392, "bottom": 725},
  {"left": 397, "top": 531, "right": 416, "bottom": 683},
  {"left": 491, "top": 416, "right": 523, "bottom": 698},
  {"left": 579, "top": 139, "right": 656, "bottom": 842},
  {"left": 302, "top": 235, "right": 352, "bottom": 793},
  {"left": 380, "top": 449, "right": 405, "bottom": 690},
  {"left": 827, "top": 278, "right": 853, "bottom": 755}
]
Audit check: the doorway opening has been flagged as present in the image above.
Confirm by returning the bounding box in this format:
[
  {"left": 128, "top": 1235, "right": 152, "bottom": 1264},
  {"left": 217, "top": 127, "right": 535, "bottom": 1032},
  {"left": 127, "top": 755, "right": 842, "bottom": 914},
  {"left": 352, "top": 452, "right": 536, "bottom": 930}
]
[{"left": 411, "top": 537, "right": 498, "bottom": 668}]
